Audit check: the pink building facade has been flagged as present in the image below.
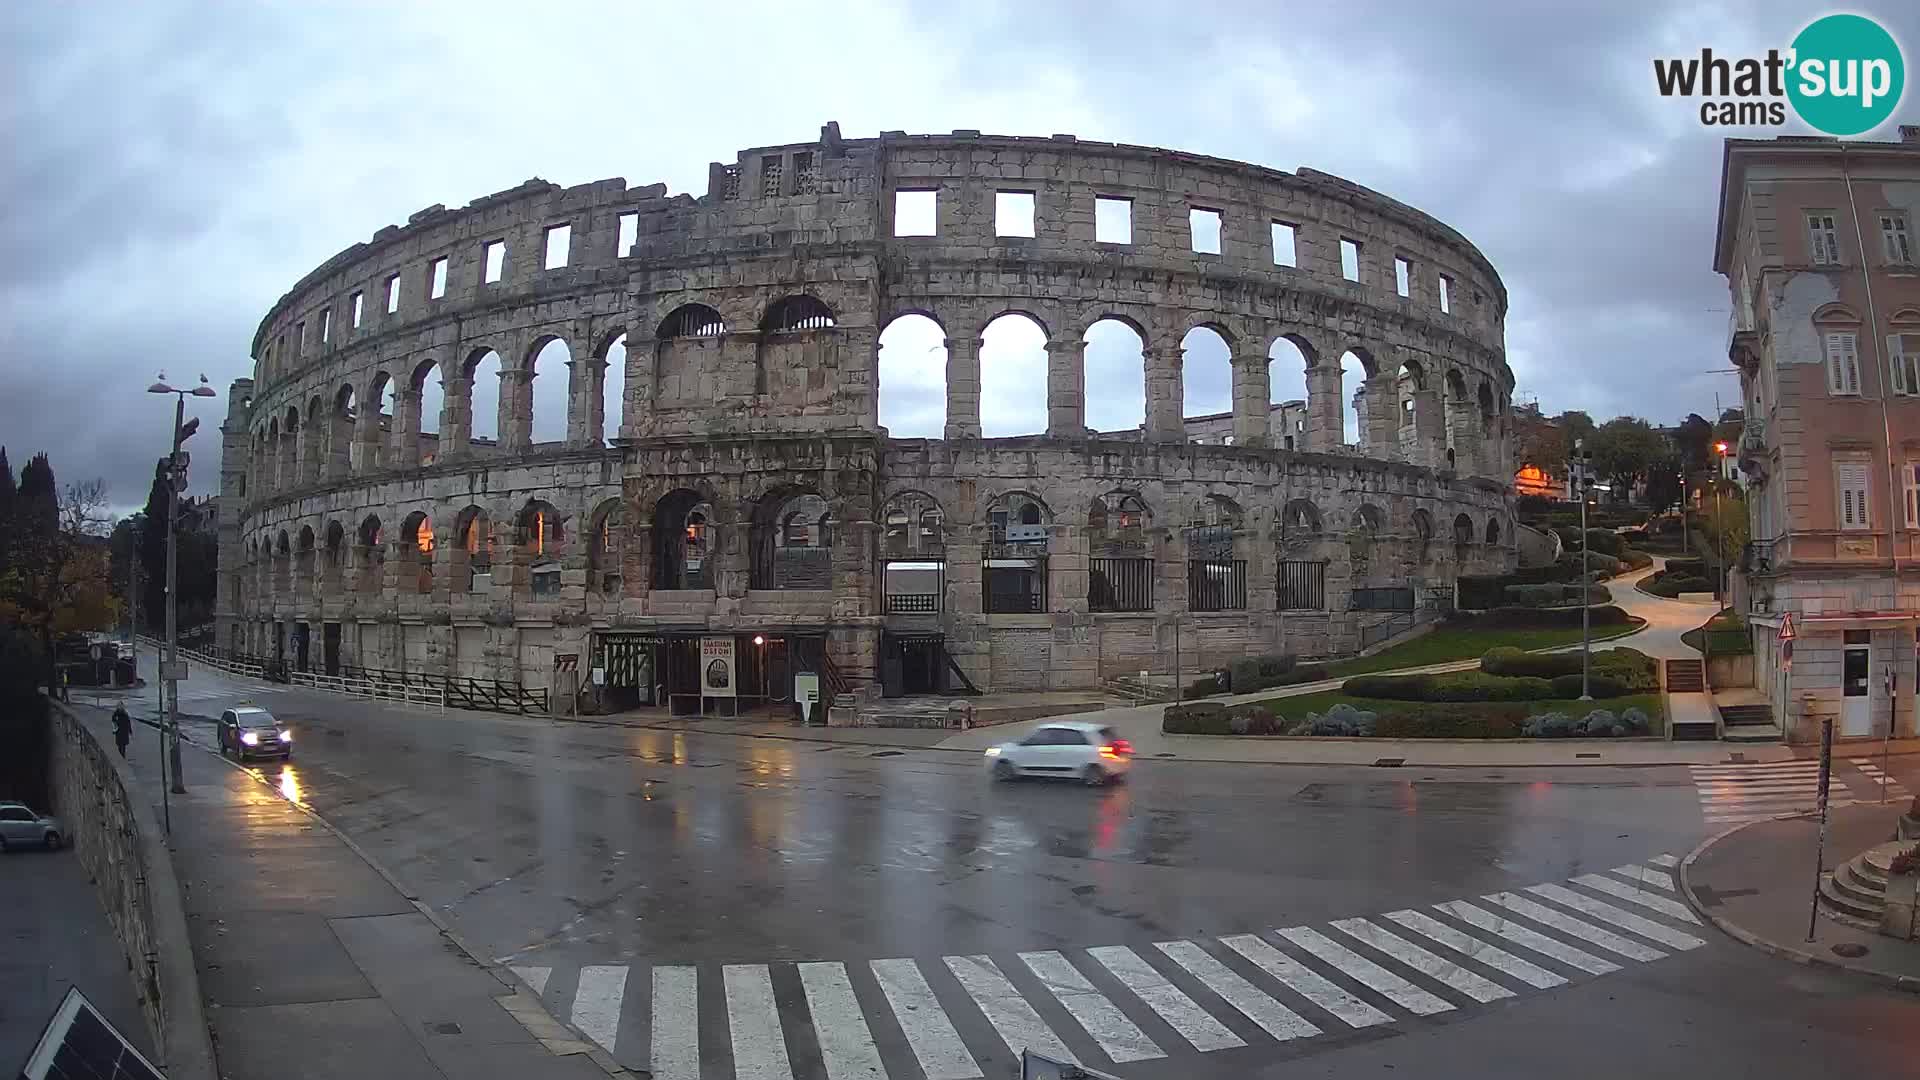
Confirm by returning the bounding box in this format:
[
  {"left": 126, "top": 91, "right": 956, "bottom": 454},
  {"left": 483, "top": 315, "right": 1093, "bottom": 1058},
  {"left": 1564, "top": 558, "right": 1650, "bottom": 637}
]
[{"left": 1718, "top": 130, "right": 1920, "bottom": 745}]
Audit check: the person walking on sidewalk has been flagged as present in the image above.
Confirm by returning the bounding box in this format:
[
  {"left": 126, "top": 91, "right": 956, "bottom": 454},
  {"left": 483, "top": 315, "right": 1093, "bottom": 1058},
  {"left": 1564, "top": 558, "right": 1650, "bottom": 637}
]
[{"left": 112, "top": 705, "right": 132, "bottom": 758}]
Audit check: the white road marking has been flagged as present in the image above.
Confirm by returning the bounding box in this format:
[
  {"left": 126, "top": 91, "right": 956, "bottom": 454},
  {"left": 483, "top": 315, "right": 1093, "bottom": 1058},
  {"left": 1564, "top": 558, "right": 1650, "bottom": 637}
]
[
  {"left": 1329, "top": 918, "right": 1514, "bottom": 1003},
  {"left": 651, "top": 965, "right": 700, "bottom": 1080},
  {"left": 1086, "top": 945, "right": 1244, "bottom": 1053},
  {"left": 1434, "top": 900, "right": 1620, "bottom": 975},
  {"left": 798, "top": 962, "right": 886, "bottom": 1080},
  {"left": 946, "top": 955, "right": 1077, "bottom": 1063},
  {"left": 724, "top": 964, "right": 796, "bottom": 1080},
  {"left": 1216, "top": 933, "right": 1391, "bottom": 1029},
  {"left": 511, "top": 965, "right": 551, "bottom": 995},
  {"left": 1571, "top": 874, "right": 1700, "bottom": 923},
  {"left": 1525, "top": 884, "right": 1706, "bottom": 949},
  {"left": 1382, "top": 909, "right": 1567, "bottom": 989},
  {"left": 1155, "top": 939, "right": 1321, "bottom": 1040},
  {"left": 572, "top": 964, "right": 628, "bottom": 1055},
  {"left": 1480, "top": 892, "right": 1667, "bottom": 962},
  {"left": 871, "top": 958, "right": 980, "bottom": 1080},
  {"left": 1608, "top": 864, "right": 1674, "bottom": 890},
  {"left": 1276, "top": 926, "right": 1455, "bottom": 1015},
  {"left": 1647, "top": 853, "right": 1680, "bottom": 867},
  {"left": 1019, "top": 951, "right": 1164, "bottom": 1063}
]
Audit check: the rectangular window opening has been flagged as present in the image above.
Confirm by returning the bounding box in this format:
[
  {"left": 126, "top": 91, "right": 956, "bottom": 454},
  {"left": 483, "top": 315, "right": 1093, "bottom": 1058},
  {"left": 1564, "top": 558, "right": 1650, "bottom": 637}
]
[
  {"left": 1883, "top": 213, "right": 1914, "bottom": 265},
  {"left": 1837, "top": 459, "right": 1871, "bottom": 530},
  {"left": 1808, "top": 213, "right": 1840, "bottom": 265},
  {"left": 995, "top": 191, "right": 1035, "bottom": 238},
  {"left": 1270, "top": 221, "right": 1297, "bottom": 266},
  {"left": 1189, "top": 207, "right": 1222, "bottom": 255},
  {"left": 483, "top": 240, "right": 505, "bottom": 283},
  {"left": 543, "top": 224, "right": 570, "bottom": 270},
  {"left": 760, "top": 155, "right": 784, "bottom": 198},
  {"left": 1340, "top": 238, "right": 1361, "bottom": 282},
  {"left": 385, "top": 274, "right": 400, "bottom": 314},
  {"left": 429, "top": 256, "right": 448, "bottom": 299},
  {"left": 1825, "top": 332, "right": 1861, "bottom": 396},
  {"left": 1439, "top": 275, "right": 1452, "bottom": 313},
  {"left": 294, "top": 320, "right": 305, "bottom": 349},
  {"left": 320, "top": 308, "right": 331, "bottom": 343},
  {"left": 792, "top": 152, "right": 816, "bottom": 195},
  {"left": 1394, "top": 256, "right": 1411, "bottom": 297},
  {"left": 350, "top": 292, "right": 364, "bottom": 328},
  {"left": 894, "top": 189, "right": 937, "bottom": 236},
  {"left": 617, "top": 212, "right": 638, "bottom": 257},
  {"left": 1095, "top": 196, "right": 1132, "bottom": 244},
  {"left": 1892, "top": 333, "right": 1920, "bottom": 397}
]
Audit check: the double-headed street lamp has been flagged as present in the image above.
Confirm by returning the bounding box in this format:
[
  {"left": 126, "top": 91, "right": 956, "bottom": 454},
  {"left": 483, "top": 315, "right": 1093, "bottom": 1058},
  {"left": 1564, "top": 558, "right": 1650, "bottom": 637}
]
[
  {"left": 149, "top": 373, "right": 218, "bottom": 804},
  {"left": 1572, "top": 439, "right": 1597, "bottom": 700}
]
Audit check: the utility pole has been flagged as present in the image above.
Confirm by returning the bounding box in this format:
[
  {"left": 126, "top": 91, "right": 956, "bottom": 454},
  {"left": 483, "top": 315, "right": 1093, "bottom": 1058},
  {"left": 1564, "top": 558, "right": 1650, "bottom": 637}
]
[
  {"left": 1574, "top": 438, "right": 1595, "bottom": 700},
  {"left": 149, "top": 373, "right": 216, "bottom": 798}
]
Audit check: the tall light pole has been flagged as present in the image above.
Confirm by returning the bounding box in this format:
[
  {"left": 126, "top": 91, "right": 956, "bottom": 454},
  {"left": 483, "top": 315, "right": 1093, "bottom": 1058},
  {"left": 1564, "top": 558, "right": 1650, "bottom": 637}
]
[
  {"left": 1573, "top": 439, "right": 1596, "bottom": 700},
  {"left": 1713, "top": 441, "right": 1731, "bottom": 602},
  {"left": 149, "top": 373, "right": 218, "bottom": 798}
]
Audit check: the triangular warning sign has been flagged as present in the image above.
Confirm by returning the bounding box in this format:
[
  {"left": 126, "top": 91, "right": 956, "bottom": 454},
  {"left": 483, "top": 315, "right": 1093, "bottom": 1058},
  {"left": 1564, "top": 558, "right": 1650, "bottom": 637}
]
[{"left": 1778, "top": 612, "right": 1796, "bottom": 641}]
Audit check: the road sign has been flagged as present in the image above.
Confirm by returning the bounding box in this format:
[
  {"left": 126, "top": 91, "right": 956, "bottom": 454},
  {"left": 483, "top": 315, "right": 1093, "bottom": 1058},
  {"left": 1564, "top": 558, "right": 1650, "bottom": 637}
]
[
  {"left": 160, "top": 660, "right": 188, "bottom": 682},
  {"left": 1779, "top": 612, "right": 1796, "bottom": 641},
  {"left": 795, "top": 672, "right": 820, "bottom": 724}
]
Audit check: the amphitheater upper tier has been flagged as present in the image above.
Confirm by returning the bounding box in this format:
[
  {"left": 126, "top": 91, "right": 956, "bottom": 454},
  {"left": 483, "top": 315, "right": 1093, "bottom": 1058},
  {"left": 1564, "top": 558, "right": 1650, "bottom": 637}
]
[{"left": 217, "top": 122, "right": 1519, "bottom": 708}]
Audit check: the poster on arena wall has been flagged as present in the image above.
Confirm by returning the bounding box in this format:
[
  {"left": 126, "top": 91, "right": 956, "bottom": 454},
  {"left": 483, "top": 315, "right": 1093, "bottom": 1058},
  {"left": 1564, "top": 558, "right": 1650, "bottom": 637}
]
[{"left": 701, "top": 636, "right": 736, "bottom": 697}]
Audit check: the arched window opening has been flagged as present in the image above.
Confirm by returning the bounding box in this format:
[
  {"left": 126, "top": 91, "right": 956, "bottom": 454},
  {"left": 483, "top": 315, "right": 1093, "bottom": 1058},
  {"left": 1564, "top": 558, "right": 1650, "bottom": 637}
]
[
  {"left": 653, "top": 490, "right": 714, "bottom": 590},
  {"left": 1276, "top": 498, "right": 1327, "bottom": 610},
  {"left": 601, "top": 333, "right": 627, "bottom": 444},
  {"left": 980, "top": 313, "right": 1048, "bottom": 436},
  {"left": 1269, "top": 336, "right": 1314, "bottom": 450},
  {"left": 322, "top": 521, "right": 345, "bottom": 592},
  {"left": 984, "top": 492, "right": 1049, "bottom": 613},
  {"left": 530, "top": 338, "right": 571, "bottom": 445},
  {"left": 1478, "top": 382, "right": 1496, "bottom": 434},
  {"left": 356, "top": 516, "right": 384, "bottom": 594},
  {"left": 412, "top": 359, "right": 444, "bottom": 466},
  {"left": 296, "top": 526, "right": 316, "bottom": 591},
  {"left": 660, "top": 304, "right": 725, "bottom": 339},
  {"left": 467, "top": 349, "right": 503, "bottom": 446},
  {"left": 330, "top": 385, "right": 357, "bottom": 478},
  {"left": 1180, "top": 326, "right": 1232, "bottom": 437},
  {"left": 762, "top": 295, "right": 836, "bottom": 333},
  {"left": 878, "top": 313, "right": 946, "bottom": 438},
  {"left": 1185, "top": 495, "right": 1245, "bottom": 611},
  {"left": 1355, "top": 504, "right": 1384, "bottom": 535},
  {"left": 881, "top": 491, "right": 945, "bottom": 613},
  {"left": 455, "top": 506, "right": 493, "bottom": 592},
  {"left": 400, "top": 512, "right": 434, "bottom": 594},
  {"left": 1088, "top": 492, "right": 1152, "bottom": 612},
  {"left": 1485, "top": 516, "right": 1503, "bottom": 545},
  {"left": 304, "top": 397, "right": 326, "bottom": 484},
  {"left": 272, "top": 530, "right": 290, "bottom": 594},
  {"left": 513, "top": 501, "right": 563, "bottom": 597},
  {"left": 1084, "top": 319, "right": 1146, "bottom": 436},
  {"left": 1412, "top": 509, "right": 1435, "bottom": 562},
  {"left": 1340, "top": 350, "right": 1369, "bottom": 447},
  {"left": 1452, "top": 513, "right": 1475, "bottom": 547},
  {"left": 755, "top": 491, "right": 832, "bottom": 589},
  {"left": 588, "top": 499, "right": 625, "bottom": 597}
]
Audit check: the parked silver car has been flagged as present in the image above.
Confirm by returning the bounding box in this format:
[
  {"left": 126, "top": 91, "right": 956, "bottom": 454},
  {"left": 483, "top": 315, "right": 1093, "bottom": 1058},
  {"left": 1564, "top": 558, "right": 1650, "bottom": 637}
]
[{"left": 0, "top": 801, "right": 63, "bottom": 851}]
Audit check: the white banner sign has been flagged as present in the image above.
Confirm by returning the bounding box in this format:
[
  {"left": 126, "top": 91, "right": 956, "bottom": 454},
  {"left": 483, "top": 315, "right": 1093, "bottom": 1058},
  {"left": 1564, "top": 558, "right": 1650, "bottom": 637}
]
[
  {"left": 794, "top": 672, "right": 820, "bottom": 723},
  {"left": 700, "top": 636, "right": 736, "bottom": 697}
]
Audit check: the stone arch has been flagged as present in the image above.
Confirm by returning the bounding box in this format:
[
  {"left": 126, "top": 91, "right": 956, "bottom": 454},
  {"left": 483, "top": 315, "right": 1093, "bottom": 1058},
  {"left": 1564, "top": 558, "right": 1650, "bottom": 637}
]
[
  {"left": 302, "top": 396, "right": 326, "bottom": 484},
  {"left": 1087, "top": 490, "right": 1152, "bottom": 542},
  {"left": 586, "top": 497, "right": 626, "bottom": 596},
  {"left": 880, "top": 490, "right": 946, "bottom": 559},
  {"left": 526, "top": 335, "right": 571, "bottom": 446},
  {"left": 653, "top": 489, "right": 716, "bottom": 591},
  {"left": 979, "top": 312, "right": 1049, "bottom": 436},
  {"left": 877, "top": 312, "right": 947, "bottom": 438},
  {"left": 1181, "top": 325, "right": 1233, "bottom": 431},
  {"left": 1485, "top": 515, "right": 1502, "bottom": 545},
  {"left": 296, "top": 524, "right": 316, "bottom": 587},
  {"left": 322, "top": 520, "right": 345, "bottom": 590},
  {"left": 464, "top": 346, "right": 504, "bottom": 446},
  {"left": 355, "top": 514, "right": 384, "bottom": 593},
  {"left": 1083, "top": 317, "right": 1147, "bottom": 436},
  {"left": 599, "top": 330, "right": 628, "bottom": 443},
  {"left": 1355, "top": 503, "right": 1385, "bottom": 535},
  {"left": 327, "top": 383, "right": 356, "bottom": 478},
  {"left": 655, "top": 304, "right": 727, "bottom": 410},
  {"left": 453, "top": 504, "right": 493, "bottom": 591},
  {"left": 1266, "top": 335, "right": 1314, "bottom": 450},
  {"left": 400, "top": 510, "right": 434, "bottom": 594},
  {"left": 762, "top": 294, "right": 836, "bottom": 333},
  {"left": 279, "top": 407, "right": 300, "bottom": 490},
  {"left": 1411, "top": 508, "right": 1435, "bottom": 561},
  {"left": 1280, "top": 498, "right": 1323, "bottom": 535},
  {"left": 1452, "top": 512, "right": 1474, "bottom": 546},
  {"left": 751, "top": 487, "right": 833, "bottom": 590},
  {"left": 757, "top": 295, "right": 839, "bottom": 403},
  {"left": 515, "top": 499, "right": 564, "bottom": 558},
  {"left": 659, "top": 303, "right": 726, "bottom": 339},
  {"left": 1337, "top": 350, "right": 1372, "bottom": 447},
  {"left": 1185, "top": 493, "right": 1241, "bottom": 559},
  {"left": 1477, "top": 380, "right": 1496, "bottom": 433},
  {"left": 983, "top": 490, "right": 1050, "bottom": 613},
  {"left": 407, "top": 357, "right": 443, "bottom": 465},
  {"left": 1810, "top": 302, "right": 1863, "bottom": 325},
  {"left": 273, "top": 528, "right": 290, "bottom": 594},
  {"left": 984, "top": 489, "right": 1052, "bottom": 532}
]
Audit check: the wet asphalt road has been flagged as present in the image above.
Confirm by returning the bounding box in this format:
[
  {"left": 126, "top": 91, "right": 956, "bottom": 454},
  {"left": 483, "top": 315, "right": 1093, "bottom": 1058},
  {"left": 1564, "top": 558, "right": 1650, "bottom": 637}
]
[{"left": 120, "top": 661, "right": 1920, "bottom": 1079}]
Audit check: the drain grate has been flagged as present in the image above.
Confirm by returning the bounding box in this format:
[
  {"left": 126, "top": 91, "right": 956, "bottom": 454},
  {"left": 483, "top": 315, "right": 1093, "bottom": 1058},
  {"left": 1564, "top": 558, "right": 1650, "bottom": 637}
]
[
  {"left": 1576, "top": 752, "right": 1601, "bottom": 759},
  {"left": 1372, "top": 757, "right": 1405, "bottom": 767},
  {"left": 869, "top": 750, "right": 904, "bottom": 757},
  {"left": 1832, "top": 942, "right": 1868, "bottom": 958}
]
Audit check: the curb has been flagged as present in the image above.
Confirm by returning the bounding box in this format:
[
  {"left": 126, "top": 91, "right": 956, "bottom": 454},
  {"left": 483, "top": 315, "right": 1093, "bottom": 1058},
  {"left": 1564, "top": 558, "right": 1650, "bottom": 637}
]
[
  {"left": 1678, "top": 815, "right": 1920, "bottom": 995},
  {"left": 188, "top": 733, "right": 637, "bottom": 1076}
]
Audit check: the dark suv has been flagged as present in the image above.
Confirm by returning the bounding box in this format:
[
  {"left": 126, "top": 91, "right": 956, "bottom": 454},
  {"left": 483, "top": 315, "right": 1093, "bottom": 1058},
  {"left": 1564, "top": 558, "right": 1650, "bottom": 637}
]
[{"left": 218, "top": 706, "right": 292, "bottom": 762}]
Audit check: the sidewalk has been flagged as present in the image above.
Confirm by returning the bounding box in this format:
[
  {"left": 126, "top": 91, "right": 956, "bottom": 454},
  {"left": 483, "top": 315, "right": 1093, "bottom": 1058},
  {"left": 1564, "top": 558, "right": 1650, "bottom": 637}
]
[
  {"left": 68, "top": 705, "right": 620, "bottom": 1080},
  {"left": 1683, "top": 803, "right": 1920, "bottom": 991}
]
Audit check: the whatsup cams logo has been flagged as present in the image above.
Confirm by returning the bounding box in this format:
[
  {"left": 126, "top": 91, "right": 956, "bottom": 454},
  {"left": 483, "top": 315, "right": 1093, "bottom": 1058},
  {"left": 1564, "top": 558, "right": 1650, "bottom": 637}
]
[{"left": 1653, "top": 13, "right": 1905, "bottom": 135}]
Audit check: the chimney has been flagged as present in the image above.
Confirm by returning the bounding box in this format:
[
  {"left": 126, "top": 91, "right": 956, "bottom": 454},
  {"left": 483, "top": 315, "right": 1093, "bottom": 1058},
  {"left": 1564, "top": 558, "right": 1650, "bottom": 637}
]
[{"left": 1902, "top": 124, "right": 1920, "bottom": 144}]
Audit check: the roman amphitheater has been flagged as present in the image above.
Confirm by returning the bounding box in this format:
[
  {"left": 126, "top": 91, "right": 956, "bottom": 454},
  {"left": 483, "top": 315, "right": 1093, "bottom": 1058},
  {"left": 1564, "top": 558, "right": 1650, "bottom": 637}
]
[{"left": 216, "top": 123, "right": 1518, "bottom": 717}]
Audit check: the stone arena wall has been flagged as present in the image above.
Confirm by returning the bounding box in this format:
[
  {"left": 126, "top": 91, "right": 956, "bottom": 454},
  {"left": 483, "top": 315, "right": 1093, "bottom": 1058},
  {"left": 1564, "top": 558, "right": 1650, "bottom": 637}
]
[{"left": 217, "top": 124, "right": 1518, "bottom": 701}]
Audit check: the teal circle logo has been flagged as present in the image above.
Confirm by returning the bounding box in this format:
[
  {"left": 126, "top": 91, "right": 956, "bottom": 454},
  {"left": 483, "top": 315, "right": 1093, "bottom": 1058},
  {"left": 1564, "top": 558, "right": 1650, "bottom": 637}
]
[{"left": 1787, "top": 14, "right": 1905, "bottom": 136}]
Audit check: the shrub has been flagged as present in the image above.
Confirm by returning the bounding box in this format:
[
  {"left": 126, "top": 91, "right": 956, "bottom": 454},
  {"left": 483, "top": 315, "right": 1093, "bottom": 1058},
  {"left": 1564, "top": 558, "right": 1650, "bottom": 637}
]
[
  {"left": 1345, "top": 671, "right": 1556, "bottom": 702},
  {"left": 1374, "top": 703, "right": 1530, "bottom": 738},
  {"left": 1647, "top": 573, "right": 1713, "bottom": 598},
  {"left": 1482, "top": 647, "right": 1580, "bottom": 678},
  {"left": 1619, "top": 549, "right": 1654, "bottom": 571},
  {"left": 1581, "top": 529, "right": 1624, "bottom": 556},
  {"left": 1549, "top": 673, "right": 1628, "bottom": 699},
  {"left": 1226, "top": 703, "right": 1282, "bottom": 736},
  {"left": 1163, "top": 702, "right": 1229, "bottom": 734},
  {"left": 1226, "top": 653, "right": 1313, "bottom": 694},
  {"left": 1182, "top": 672, "right": 1227, "bottom": 699},
  {"left": 1621, "top": 707, "right": 1652, "bottom": 734},
  {"left": 1663, "top": 557, "right": 1707, "bottom": 577},
  {"left": 1448, "top": 605, "right": 1633, "bottom": 630},
  {"left": 1504, "top": 583, "right": 1567, "bottom": 608},
  {"left": 1343, "top": 674, "right": 1434, "bottom": 700}
]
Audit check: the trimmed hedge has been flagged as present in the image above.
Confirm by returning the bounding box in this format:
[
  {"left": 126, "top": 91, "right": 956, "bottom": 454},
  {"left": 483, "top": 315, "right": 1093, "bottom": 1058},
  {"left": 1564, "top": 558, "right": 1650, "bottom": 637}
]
[
  {"left": 1227, "top": 654, "right": 1297, "bottom": 694},
  {"left": 1163, "top": 701, "right": 1229, "bottom": 733},
  {"left": 1548, "top": 673, "right": 1628, "bottom": 698},
  {"left": 1479, "top": 646, "right": 1657, "bottom": 690},
  {"left": 1663, "top": 557, "right": 1707, "bottom": 577},
  {"left": 1342, "top": 671, "right": 1558, "bottom": 702},
  {"left": 1619, "top": 548, "right": 1654, "bottom": 571},
  {"left": 1446, "top": 605, "right": 1633, "bottom": 630},
  {"left": 1646, "top": 572, "right": 1713, "bottom": 598},
  {"left": 1502, "top": 582, "right": 1612, "bottom": 608},
  {"left": 1375, "top": 705, "right": 1529, "bottom": 739}
]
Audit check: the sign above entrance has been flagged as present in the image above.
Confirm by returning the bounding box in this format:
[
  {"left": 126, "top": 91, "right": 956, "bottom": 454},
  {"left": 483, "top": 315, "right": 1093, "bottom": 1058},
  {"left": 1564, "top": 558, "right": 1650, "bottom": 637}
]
[
  {"left": 701, "top": 636, "right": 736, "bottom": 697},
  {"left": 1779, "top": 613, "right": 1796, "bottom": 642}
]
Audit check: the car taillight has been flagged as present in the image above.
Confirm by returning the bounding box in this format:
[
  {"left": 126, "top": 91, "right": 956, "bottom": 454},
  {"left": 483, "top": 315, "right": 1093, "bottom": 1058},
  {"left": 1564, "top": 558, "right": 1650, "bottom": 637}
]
[{"left": 1109, "top": 739, "right": 1133, "bottom": 757}]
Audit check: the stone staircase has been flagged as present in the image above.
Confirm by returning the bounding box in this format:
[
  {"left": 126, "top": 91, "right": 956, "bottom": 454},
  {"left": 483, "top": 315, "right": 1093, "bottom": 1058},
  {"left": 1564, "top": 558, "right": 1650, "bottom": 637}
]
[
  {"left": 1665, "top": 658, "right": 1706, "bottom": 693},
  {"left": 1719, "top": 702, "right": 1782, "bottom": 743},
  {"left": 1819, "top": 841, "right": 1907, "bottom": 923}
]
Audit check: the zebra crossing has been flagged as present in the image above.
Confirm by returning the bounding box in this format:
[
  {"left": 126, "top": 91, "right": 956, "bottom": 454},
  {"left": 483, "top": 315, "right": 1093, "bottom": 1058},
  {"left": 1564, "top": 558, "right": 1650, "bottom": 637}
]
[
  {"left": 1689, "top": 759, "right": 1855, "bottom": 825},
  {"left": 508, "top": 858, "right": 1704, "bottom": 1078},
  {"left": 1849, "top": 757, "right": 1912, "bottom": 803}
]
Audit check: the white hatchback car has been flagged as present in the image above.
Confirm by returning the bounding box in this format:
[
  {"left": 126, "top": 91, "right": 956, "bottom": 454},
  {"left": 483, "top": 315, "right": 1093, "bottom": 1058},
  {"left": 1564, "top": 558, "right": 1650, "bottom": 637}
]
[{"left": 985, "top": 721, "right": 1134, "bottom": 785}]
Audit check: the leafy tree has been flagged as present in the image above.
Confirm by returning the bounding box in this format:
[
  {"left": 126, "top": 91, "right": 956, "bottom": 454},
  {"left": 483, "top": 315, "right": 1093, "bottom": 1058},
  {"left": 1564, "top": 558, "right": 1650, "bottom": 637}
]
[
  {"left": 139, "top": 458, "right": 172, "bottom": 629},
  {"left": 1674, "top": 414, "right": 1713, "bottom": 474},
  {"left": 1514, "top": 409, "right": 1567, "bottom": 478},
  {"left": 1587, "top": 417, "right": 1666, "bottom": 501},
  {"left": 0, "top": 455, "right": 113, "bottom": 691},
  {"left": 1644, "top": 453, "right": 1685, "bottom": 513},
  {"left": 1557, "top": 410, "right": 1595, "bottom": 451}
]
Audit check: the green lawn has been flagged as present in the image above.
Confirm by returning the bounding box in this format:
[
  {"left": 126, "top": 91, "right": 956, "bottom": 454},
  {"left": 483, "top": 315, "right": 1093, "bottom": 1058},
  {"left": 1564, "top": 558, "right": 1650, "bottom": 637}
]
[
  {"left": 1322, "top": 620, "right": 1648, "bottom": 678},
  {"left": 1244, "top": 690, "right": 1666, "bottom": 734}
]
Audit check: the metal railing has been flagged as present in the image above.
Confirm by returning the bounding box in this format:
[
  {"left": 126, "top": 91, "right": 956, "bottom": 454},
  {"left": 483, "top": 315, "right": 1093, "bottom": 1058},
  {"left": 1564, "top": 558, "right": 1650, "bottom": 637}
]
[
  {"left": 1277, "top": 560, "right": 1328, "bottom": 611},
  {"left": 886, "top": 592, "right": 941, "bottom": 614},
  {"left": 1090, "top": 557, "right": 1154, "bottom": 612},
  {"left": 1350, "top": 586, "right": 1415, "bottom": 611},
  {"left": 1188, "top": 559, "right": 1248, "bottom": 612},
  {"left": 150, "top": 637, "right": 549, "bottom": 715}
]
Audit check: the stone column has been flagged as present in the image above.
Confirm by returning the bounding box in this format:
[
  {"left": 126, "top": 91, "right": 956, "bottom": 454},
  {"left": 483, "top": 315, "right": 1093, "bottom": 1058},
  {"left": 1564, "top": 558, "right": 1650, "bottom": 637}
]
[
  {"left": 622, "top": 337, "right": 656, "bottom": 440},
  {"left": 499, "top": 366, "right": 533, "bottom": 451},
  {"left": 945, "top": 336, "right": 982, "bottom": 439},
  {"left": 1365, "top": 372, "right": 1400, "bottom": 460},
  {"left": 1045, "top": 339, "right": 1086, "bottom": 437},
  {"left": 1304, "top": 364, "right": 1344, "bottom": 452},
  {"left": 1445, "top": 396, "right": 1480, "bottom": 475},
  {"left": 441, "top": 376, "right": 473, "bottom": 458},
  {"left": 566, "top": 356, "right": 607, "bottom": 447},
  {"left": 390, "top": 388, "right": 421, "bottom": 469},
  {"left": 1230, "top": 353, "right": 1271, "bottom": 447},
  {"left": 1411, "top": 388, "right": 1444, "bottom": 469},
  {"left": 1143, "top": 346, "right": 1185, "bottom": 442}
]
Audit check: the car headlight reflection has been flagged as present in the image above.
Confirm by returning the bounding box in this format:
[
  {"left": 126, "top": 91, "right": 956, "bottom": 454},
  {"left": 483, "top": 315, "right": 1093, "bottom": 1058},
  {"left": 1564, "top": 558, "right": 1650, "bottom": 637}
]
[
  {"left": 278, "top": 730, "right": 293, "bottom": 743},
  {"left": 984, "top": 747, "right": 1001, "bottom": 757},
  {"left": 240, "top": 731, "right": 260, "bottom": 746}
]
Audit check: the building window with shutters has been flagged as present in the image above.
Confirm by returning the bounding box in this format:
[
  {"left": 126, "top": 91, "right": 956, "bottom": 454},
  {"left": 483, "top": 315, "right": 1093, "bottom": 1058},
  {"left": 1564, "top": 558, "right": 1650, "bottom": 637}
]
[
  {"left": 1825, "top": 332, "right": 1861, "bottom": 396},
  {"left": 1882, "top": 213, "right": 1914, "bottom": 266},
  {"left": 1808, "top": 213, "right": 1841, "bottom": 265},
  {"left": 1903, "top": 461, "right": 1920, "bottom": 529},
  {"left": 1891, "top": 333, "right": 1920, "bottom": 397},
  {"left": 1836, "top": 458, "right": 1872, "bottom": 530}
]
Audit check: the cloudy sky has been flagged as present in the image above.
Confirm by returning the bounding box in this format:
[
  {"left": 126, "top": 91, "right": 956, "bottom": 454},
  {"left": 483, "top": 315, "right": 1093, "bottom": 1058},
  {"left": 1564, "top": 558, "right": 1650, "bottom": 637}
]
[{"left": 4, "top": 1, "right": 1914, "bottom": 511}]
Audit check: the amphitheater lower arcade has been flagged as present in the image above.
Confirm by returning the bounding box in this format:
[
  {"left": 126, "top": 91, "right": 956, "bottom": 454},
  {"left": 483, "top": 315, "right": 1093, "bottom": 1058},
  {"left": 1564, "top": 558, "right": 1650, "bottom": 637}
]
[{"left": 216, "top": 126, "right": 1518, "bottom": 712}]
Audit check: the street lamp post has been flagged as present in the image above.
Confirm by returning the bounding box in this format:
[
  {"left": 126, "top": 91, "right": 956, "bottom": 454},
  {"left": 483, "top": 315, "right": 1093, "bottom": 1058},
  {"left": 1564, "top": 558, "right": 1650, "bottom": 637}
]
[
  {"left": 149, "top": 373, "right": 218, "bottom": 799},
  {"left": 1712, "top": 442, "right": 1730, "bottom": 602},
  {"left": 1574, "top": 440, "right": 1596, "bottom": 700}
]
